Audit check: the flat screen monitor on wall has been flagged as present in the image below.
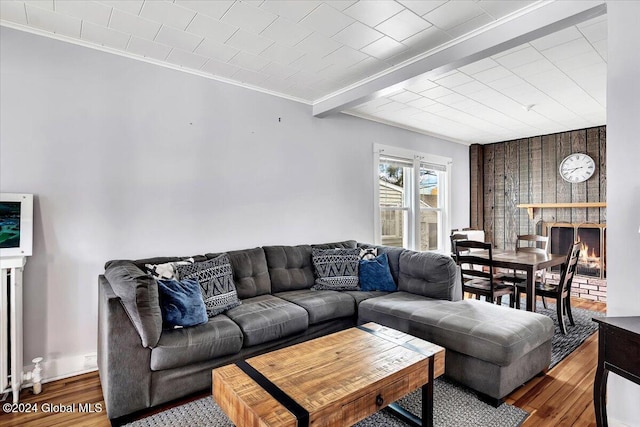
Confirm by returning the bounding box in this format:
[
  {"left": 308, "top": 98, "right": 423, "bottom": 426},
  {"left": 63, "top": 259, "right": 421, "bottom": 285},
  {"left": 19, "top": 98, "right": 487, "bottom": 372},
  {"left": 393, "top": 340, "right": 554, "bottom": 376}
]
[{"left": 0, "top": 193, "right": 33, "bottom": 257}]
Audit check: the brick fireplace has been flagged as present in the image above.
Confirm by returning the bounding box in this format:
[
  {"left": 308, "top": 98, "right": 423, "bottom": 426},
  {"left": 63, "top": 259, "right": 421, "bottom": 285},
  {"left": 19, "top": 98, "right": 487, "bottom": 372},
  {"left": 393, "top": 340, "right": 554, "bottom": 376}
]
[{"left": 544, "top": 222, "right": 607, "bottom": 302}]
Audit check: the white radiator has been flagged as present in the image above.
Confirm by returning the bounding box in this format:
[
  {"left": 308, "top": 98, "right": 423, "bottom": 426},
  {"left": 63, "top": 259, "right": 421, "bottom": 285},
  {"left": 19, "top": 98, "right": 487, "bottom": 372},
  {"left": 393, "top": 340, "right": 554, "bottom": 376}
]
[{"left": 0, "top": 257, "right": 25, "bottom": 403}]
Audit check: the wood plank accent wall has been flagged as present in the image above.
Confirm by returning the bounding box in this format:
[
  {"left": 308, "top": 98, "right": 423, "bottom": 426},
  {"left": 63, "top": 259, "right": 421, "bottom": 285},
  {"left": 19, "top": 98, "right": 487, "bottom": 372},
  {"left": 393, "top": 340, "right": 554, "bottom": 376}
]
[
  {"left": 470, "top": 126, "right": 606, "bottom": 250},
  {"left": 469, "top": 144, "right": 483, "bottom": 229}
]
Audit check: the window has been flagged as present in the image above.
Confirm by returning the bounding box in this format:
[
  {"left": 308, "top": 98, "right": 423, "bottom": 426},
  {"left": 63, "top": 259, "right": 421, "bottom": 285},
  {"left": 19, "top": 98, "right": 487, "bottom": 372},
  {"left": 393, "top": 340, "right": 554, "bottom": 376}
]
[{"left": 374, "top": 145, "right": 451, "bottom": 253}]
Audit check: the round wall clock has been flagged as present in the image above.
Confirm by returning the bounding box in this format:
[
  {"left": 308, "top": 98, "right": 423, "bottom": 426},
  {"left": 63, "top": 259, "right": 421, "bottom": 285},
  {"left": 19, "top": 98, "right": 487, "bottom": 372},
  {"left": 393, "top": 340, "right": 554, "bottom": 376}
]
[{"left": 559, "top": 153, "right": 596, "bottom": 183}]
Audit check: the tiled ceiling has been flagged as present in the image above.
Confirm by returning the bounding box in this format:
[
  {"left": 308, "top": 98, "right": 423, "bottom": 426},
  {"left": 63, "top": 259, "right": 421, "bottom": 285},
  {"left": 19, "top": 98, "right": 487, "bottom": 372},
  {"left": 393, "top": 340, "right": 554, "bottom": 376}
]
[
  {"left": 347, "top": 15, "right": 607, "bottom": 143},
  {"left": 0, "top": 0, "right": 607, "bottom": 144}
]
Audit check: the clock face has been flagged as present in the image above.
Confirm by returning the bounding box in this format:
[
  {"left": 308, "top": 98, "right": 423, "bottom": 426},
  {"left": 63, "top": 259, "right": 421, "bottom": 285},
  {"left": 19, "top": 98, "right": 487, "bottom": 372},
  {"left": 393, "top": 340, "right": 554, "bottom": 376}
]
[{"left": 559, "top": 153, "right": 596, "bottom": 183}]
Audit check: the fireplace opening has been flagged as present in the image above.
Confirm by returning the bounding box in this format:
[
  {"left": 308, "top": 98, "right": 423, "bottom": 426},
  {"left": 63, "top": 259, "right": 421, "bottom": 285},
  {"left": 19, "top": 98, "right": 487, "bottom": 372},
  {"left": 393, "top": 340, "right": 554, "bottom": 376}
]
[
  {"left": 576, "top": 228, "right": 601, "bottom": 277},
  {"left": 545, "top": 223, "right": 606, "bottom": 279}
]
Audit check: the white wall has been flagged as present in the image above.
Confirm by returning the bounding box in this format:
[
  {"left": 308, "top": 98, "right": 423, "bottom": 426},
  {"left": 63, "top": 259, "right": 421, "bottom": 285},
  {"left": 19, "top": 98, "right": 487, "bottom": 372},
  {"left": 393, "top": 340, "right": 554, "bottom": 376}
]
[
  {"left": 605, "top": 2, "right": 640, "bottom": 426},
  {"left": 0, "top": 27, "right": 469, "bottom": 379}
]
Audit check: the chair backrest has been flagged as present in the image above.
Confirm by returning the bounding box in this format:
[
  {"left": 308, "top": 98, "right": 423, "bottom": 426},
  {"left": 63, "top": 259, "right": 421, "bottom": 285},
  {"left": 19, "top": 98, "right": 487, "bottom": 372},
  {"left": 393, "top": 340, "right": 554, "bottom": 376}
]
[
  {"left": 454, "top": 240, "right": 495, "bottom": 282},
  {"left": 460, "top": 229, "right": 485, "bottom": 243},
  {"left": 558, "top": 242, "right": 581, "bottom": 298},
  {"left": 516, "top": 234, "right": 549, "bottom": 254},
  {"left": 450, "top": 233, "right": 468, "bottom": 255}
]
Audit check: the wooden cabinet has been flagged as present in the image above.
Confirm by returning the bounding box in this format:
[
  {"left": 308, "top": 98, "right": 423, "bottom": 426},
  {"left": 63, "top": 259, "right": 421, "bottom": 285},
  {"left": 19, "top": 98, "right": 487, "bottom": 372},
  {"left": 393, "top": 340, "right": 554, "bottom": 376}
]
[{"left": 593, "top": 317, "right": 640, "bottom": 427}]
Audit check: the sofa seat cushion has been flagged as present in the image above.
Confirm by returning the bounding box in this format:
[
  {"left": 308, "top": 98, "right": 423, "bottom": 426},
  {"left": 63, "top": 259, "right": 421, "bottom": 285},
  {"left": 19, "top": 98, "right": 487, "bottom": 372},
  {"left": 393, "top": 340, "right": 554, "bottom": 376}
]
[
  {"left": 359, "top": 294, "right": 554, "bottom": 366},
  {"left": 342, "top": 290, "right": 390, "bottom": 306},
  {"left": 358, "top": 292, "right": 450, "bottom": 331},
  {"left": 150, "top": 314, "right": 243, "bottom": 371},
  {"left": 275, "top": 290, "right": 355, "bottom": 324},
  {"left": 225, "top": 295, "right": 309, "bottom": 347}
]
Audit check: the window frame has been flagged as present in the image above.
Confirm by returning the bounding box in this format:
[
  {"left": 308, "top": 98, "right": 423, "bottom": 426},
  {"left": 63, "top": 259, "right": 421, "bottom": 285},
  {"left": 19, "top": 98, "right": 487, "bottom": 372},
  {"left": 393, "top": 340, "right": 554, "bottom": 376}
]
[{"left": 374, "top": 144, "right": 452, "bottom": 253}]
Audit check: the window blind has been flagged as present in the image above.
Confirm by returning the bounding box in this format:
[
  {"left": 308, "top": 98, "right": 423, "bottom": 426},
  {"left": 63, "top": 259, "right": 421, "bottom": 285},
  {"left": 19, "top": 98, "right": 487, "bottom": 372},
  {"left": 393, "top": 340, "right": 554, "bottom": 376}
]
[
  {"left": 380, "top": 155, "right": 413, "bottom": 169},
  {"left": 421, "top": 162, "right": 447, "bottom": 172}
]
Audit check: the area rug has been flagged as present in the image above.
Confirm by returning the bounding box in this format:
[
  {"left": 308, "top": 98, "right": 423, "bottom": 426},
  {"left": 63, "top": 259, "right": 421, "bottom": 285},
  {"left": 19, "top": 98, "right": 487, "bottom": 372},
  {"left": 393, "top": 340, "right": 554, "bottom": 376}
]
[
  {"left": 535, "top": 302, "right": 604, "bottom": 368},
  {"left": 125, "top": 303, "right": 603, "bottom": 427},
  {"left": 124, "top": 376, "right": 528, "bottom": 427}
]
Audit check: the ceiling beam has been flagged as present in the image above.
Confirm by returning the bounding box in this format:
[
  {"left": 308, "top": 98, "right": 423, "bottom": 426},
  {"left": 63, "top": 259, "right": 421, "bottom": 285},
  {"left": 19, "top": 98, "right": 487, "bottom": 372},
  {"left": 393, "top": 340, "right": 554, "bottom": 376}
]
[{"left": 312, "top": 1, "right": 606, "bottom": 118}]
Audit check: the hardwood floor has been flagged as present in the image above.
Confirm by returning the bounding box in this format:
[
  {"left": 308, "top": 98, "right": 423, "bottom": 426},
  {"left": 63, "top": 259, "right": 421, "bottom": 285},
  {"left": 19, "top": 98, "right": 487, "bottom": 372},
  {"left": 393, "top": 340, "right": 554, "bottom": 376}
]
[
  {"left": 509, "top": 298, "right": 606, "bottom": 427},
  {"left": 0, "top": 297, "right": 606, "bottom": 427}
]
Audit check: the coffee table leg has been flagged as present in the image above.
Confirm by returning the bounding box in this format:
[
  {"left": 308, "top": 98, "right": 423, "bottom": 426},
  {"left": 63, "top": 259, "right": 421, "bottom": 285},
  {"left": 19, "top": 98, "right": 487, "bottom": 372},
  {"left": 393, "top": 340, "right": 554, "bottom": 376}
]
[
  {"left": 424, "top": 357, "right": 434, "bottom": 427},
  {"left": 384, "top": 357, "right": 434, "bottom": 427}
]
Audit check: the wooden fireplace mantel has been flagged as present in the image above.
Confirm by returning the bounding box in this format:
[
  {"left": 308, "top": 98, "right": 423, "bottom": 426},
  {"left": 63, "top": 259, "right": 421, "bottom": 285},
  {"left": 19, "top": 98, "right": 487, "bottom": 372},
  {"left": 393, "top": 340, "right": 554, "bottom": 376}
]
[{"left": 518, "top": 202, "right": 607, "bottom": 219}]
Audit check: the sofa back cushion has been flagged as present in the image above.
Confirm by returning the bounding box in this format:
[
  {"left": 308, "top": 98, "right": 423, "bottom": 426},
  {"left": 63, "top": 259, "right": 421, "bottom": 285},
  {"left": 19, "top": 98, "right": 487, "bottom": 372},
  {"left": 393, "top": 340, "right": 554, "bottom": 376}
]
[
  {"left": 311, "top": 240, "right": 357, "bottom": 249},
  {"left": 131, "top": 255, "right": 208, "bottom": 271},
  {"left": 104, "top": 260, "right": 163, "bottom": 348},
  {"left": 224, "top": 247, "right": 271, "bottom": 299},
  {"left": 263, "top": 245, "right": 315, "bottom": 292},
  {"left": 398, "top": 250, "right": 462, "bottom": 301}
]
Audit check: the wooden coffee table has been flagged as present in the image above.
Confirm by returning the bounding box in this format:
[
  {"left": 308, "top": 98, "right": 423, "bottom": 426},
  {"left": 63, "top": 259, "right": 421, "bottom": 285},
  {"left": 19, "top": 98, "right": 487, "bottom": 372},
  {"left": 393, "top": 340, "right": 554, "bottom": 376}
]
[{"left": 212, "top": 322, "right": 445, "bottom": 427}]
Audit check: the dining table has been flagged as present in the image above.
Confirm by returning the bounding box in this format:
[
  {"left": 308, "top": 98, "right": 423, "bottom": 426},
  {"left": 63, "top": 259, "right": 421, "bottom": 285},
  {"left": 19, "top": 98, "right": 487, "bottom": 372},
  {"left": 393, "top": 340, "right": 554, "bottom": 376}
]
[{"left": 473, "top": 250, "right": 567, "bottom": 312}]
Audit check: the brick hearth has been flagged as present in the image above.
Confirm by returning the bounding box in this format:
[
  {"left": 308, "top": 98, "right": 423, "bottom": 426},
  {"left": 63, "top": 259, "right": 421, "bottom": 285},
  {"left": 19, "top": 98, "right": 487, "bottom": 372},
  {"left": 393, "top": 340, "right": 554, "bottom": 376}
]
[{"left": 547, "top": 272, "right": 607, "bottom": 302}]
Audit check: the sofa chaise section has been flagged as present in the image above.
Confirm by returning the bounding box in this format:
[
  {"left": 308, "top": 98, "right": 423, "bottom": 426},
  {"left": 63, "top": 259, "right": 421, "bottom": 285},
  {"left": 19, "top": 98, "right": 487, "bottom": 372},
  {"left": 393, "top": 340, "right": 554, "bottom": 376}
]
[{"left": 358, "top": 295, "right": 554, "bottom": 402}]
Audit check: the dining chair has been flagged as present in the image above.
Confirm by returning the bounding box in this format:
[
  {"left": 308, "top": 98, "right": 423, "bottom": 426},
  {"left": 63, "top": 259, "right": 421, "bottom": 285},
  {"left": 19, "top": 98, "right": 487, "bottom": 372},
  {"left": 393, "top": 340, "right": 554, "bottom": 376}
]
[
  {"left": 515, "top": 241, "right": 581, "bottom": 334},
  {"left": 454, "top": 240, "right": 516, "bottom": 307},
  {"left": 516, "top": 234, "right": 549, "bottom": 254},
  {"left": 450, "top": 232, "right": 469, "bottom": 257},
  {"left": 459, "top": 229, "right": 486, "bottom": 243},
  {"left": 450, "top": 233, "right": 472, "bottom": 283},
  {"left": 512, "top": 234, "right": 550, "bottom": 307}
]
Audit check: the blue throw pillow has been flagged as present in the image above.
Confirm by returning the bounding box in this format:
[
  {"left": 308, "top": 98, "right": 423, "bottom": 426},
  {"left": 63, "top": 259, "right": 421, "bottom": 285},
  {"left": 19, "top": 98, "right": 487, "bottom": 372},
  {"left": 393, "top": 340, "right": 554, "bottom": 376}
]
[
  {"left": 359, "top": 253, "right": 397, "bottom": 292},
  {"left": 157, "top": 278, "right": 208, "bottom": 329}
]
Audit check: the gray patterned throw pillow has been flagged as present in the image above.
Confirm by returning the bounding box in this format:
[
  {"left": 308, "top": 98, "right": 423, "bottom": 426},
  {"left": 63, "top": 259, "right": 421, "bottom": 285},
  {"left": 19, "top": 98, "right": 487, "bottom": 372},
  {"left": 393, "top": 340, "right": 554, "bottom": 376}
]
[
  {"left": 311, "top": 248, "right": 360, "bottom": 291},
  {"left": 176, "top": 254, "right": 241, "bottom": 317}
]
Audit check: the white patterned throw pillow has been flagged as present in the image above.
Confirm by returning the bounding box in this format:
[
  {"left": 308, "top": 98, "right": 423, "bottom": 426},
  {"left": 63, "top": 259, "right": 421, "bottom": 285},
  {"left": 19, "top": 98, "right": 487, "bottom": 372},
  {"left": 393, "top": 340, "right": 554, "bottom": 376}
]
[
  {"left": 146, "top": 258, "right": 195, "bottom": 280},
  {"left": 359, "top": 247, "right": 378, "bottom": 260}
]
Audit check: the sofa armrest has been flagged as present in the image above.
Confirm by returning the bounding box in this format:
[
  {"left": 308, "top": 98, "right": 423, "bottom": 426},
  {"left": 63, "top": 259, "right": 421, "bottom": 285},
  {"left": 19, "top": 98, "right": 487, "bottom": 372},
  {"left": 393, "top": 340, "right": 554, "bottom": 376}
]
[
  {"left": 98, "top": 275, "right": 153, "bottom": 419},
  {"left": 398, "top": 251, "right": 462, "bottom": 301},
  {"left": 104, "top": 260, "right": 162, "bottom": 348}
]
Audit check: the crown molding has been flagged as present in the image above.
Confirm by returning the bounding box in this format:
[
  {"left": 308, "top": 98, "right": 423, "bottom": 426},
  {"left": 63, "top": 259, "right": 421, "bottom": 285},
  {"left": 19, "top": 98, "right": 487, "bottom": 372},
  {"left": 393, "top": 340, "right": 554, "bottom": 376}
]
[{"left": 0, "top": 20, "right": 313, "bottom": 107}]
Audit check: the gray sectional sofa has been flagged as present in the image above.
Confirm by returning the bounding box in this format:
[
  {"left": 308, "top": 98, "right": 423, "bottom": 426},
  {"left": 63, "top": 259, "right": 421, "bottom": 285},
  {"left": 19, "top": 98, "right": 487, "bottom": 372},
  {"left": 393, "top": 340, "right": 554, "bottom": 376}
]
[{"left": 98, "top": 240, "right": 554, "bottom": 422}]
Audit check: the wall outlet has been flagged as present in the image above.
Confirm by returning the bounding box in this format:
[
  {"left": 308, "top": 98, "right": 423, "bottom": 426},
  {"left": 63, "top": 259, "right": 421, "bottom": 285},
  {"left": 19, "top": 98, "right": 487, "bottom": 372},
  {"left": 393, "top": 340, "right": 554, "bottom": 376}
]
[{"left": 83, "top": 353, "right": 97, "bottom": 368}]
